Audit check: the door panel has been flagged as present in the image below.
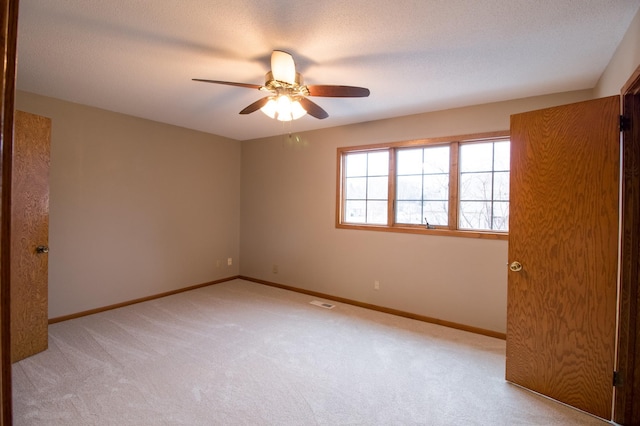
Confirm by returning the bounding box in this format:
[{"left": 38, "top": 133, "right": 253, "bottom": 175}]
[
  {"left": 506, "top": 96, "right": 619, "bottom": 419},
  {"left": 11, "top": 111, "right": 50, "bottom": 362}
]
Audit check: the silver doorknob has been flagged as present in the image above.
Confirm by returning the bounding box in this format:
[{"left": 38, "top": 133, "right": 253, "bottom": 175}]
[
  {"left": 509, "top": 261, "right": 523, "bottom": 272},
  {"left": 36, "top": 245, "right": 49, "bottom": 254}
]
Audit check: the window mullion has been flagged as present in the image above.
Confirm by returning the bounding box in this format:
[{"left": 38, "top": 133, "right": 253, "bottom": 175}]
[
  {"left": 449, "top": 142, "right": 459, "bottom": 230},
  {"left": 388, "top": 148, "right": 396, "bottom": 226},
  {"left": 490, "top": 142, "right": 496, "bottom": 229},
  {"left": 364, "top": 153, "right": 369, "bottom": 222},
  {"left": 421, "top": 149, "right": 426, "bottom": 226}
]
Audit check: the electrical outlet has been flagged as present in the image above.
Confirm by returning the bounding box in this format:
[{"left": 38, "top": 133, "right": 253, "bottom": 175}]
[
  {"left": 272, "top": 264, "right": 278, "bottom": 274},
  {"left": 374, "top": 280, "right": 380, "bottom": 290},
  {"left": 227, "top": 257, "right": 232, "bottom": 266}
]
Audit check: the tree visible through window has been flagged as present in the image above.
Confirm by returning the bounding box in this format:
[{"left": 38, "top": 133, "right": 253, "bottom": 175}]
[{"left": 459, "top": 141, "right": 510, "bottom": 231}]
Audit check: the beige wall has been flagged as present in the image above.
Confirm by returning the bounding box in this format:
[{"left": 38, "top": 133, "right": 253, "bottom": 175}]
[
  {"left": 16, "top": 91, "right": 241, "bottom": 318},
  {"left": 239, "top": 90, "right": 593, "bottom": 334},
  {"left": 595, "top": 6, "right": 640, "bottom": 97}
]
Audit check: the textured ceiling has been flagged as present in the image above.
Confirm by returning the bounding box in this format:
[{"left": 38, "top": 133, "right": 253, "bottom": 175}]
[{"left": 16, "top": 0, "right": 640, "bottom": 141}]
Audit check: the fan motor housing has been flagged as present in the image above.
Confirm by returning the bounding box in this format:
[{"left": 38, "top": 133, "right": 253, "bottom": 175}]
[{"left": 262, "top": 71, "right": 310, "bottom": 96}]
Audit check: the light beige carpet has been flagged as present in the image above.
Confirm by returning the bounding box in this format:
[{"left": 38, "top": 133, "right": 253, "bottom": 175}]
[{"left": 13, "top": 279, "right": 606, "bottom": 425}]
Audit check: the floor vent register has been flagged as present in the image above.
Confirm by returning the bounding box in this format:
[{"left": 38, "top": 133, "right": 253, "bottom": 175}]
[{"left": 309, "top": 300, "right": 335, "bottom": 309}]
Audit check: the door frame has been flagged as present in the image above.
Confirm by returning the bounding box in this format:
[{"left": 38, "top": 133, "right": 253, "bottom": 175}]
[
  {"left": 0, "top": 0, "right": 19, "bottom": 424},
  {"left": 615, "top": 64, "right": 640, "bottom": 425}
]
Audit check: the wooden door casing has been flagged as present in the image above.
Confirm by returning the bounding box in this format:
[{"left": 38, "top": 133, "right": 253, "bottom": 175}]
[
  {"left": 1, "top": 0, "right": 20, "bottom": 421},
  {"left": 11, "top": 111, "right": 50, "bottom": 362},
  {"left": 615, "top": 66, "right": 640, "bottom": 425},
  {"left": 506, "top": 96, "right": 620, "bottom": 419}
]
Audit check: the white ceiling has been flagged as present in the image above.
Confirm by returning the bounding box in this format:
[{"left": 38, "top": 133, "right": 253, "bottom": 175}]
[{"left": 16, "top": 0, "right": 640, "bottom": 141}]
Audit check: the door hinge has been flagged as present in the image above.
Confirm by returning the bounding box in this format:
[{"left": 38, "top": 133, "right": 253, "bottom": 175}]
[
  {"left": 613, "top": 370, "right": 623, "bottom": 387},
  {"left": 620, "top": 115, "right": 630, "bottom": 132}
]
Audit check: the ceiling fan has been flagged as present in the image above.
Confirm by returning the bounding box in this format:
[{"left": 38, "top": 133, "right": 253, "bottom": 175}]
[{"left": 193, "top": 50, "right": 370, "bottom": 121}]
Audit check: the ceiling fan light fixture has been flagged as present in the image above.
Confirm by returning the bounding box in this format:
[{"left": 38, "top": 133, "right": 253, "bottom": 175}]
[
  {"left": 289, "top": 98, "right": 307, "bottom": 120},
  {"left": 194, "top": 50, "right": 368, "bottom": 121},
  {"left": 260, "top": 95, "right": 307, "bottom": 121}
]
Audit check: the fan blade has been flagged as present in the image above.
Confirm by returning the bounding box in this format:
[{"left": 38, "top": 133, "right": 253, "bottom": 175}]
[
  {"left": 192, "top": 79, "right": 261, "bottom": 90},
  {"left": 239, "top": 97, "right": 270, "bottom": 115},
  {"left": 307, "top": 85, "right": 370, "bottom": 98},
  {"left": 299, "top": 98, "right": 329, "bottom": 119},
  {"left": 271, "top": 50, "right": 296, "bottom": 84}
]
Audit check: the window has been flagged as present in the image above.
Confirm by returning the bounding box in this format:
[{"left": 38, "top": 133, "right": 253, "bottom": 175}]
[{"left": 337, "top": 132, "right": 510, "bottom": 240}]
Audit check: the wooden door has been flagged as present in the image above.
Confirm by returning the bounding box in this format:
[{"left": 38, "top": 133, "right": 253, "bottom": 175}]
[
  {"left": 506, "top": 96, "right": 620, "bottom": 419},
  {"left": 10, "top": 111, "right": 50, "bottom": 362}
]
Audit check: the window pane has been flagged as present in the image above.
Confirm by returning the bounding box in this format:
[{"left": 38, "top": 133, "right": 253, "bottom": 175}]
[
  {"left": 459, "top": 201, "right": 491, "bottom": 230},
  {"left": 423, "top": 146, "right": 450, "bottom": 174},
  {"left": 344, "top": 200, "right": 366, "bottom": 223},
  {"left": 368, "top": 176, "right": 388, "bottom": 199},
  {"left": 494, "top": 141, "right": 510, "bottom": 171},
  {"left": 424, "top": 174, "right": 449, "bottom": 199},
  {"left": 460, "top": 172, "right": 492, "bottom": 200},
  {"left": 366, "top": 201, "right": 387, "bottom": 224},
  {"left": 345, "top": 153, "right": 367, "bottom": 177},
  {"left": 396, "top": 200, "right": 422, "bottom": 224},
  {"left": 397, "top": 149, "right": 423, "bottom": 175},
  {"left": 493, "top": 201, "right": 510, "bottom": 231},
  {"left": 423, "top": 201, "right": 448, "bottom": 226},
  {"left": 368, "top": 151, "right": 389, "bottom": 176},
  {"left": 460, "top": 143, "right": 493, "bottom": 172},
  {"left": 345, "top": 177, "right": 366, "bottom": 199},
  {"left": 396, "top": 146, "right": 451, "bottom": 227},
  {"left": 493, "top": 172, "right": 509, "bottom": 201},
  {"left": 343, "top": 150, "right": 389, "bottom": 226},
  {"left": 397, "top": 175, "right": 422, "bottom": 200}
]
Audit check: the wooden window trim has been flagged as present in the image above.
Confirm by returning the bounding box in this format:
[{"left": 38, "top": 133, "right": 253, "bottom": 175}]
[
  {"left": 449, "top": 142, "right": 460, "bottom": 230},
  {"left": 336, "top": 130, "right": 510, "bottom": 241},
  {"left": 387, "top": 149, "right": 396, "bottom": 227}
]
